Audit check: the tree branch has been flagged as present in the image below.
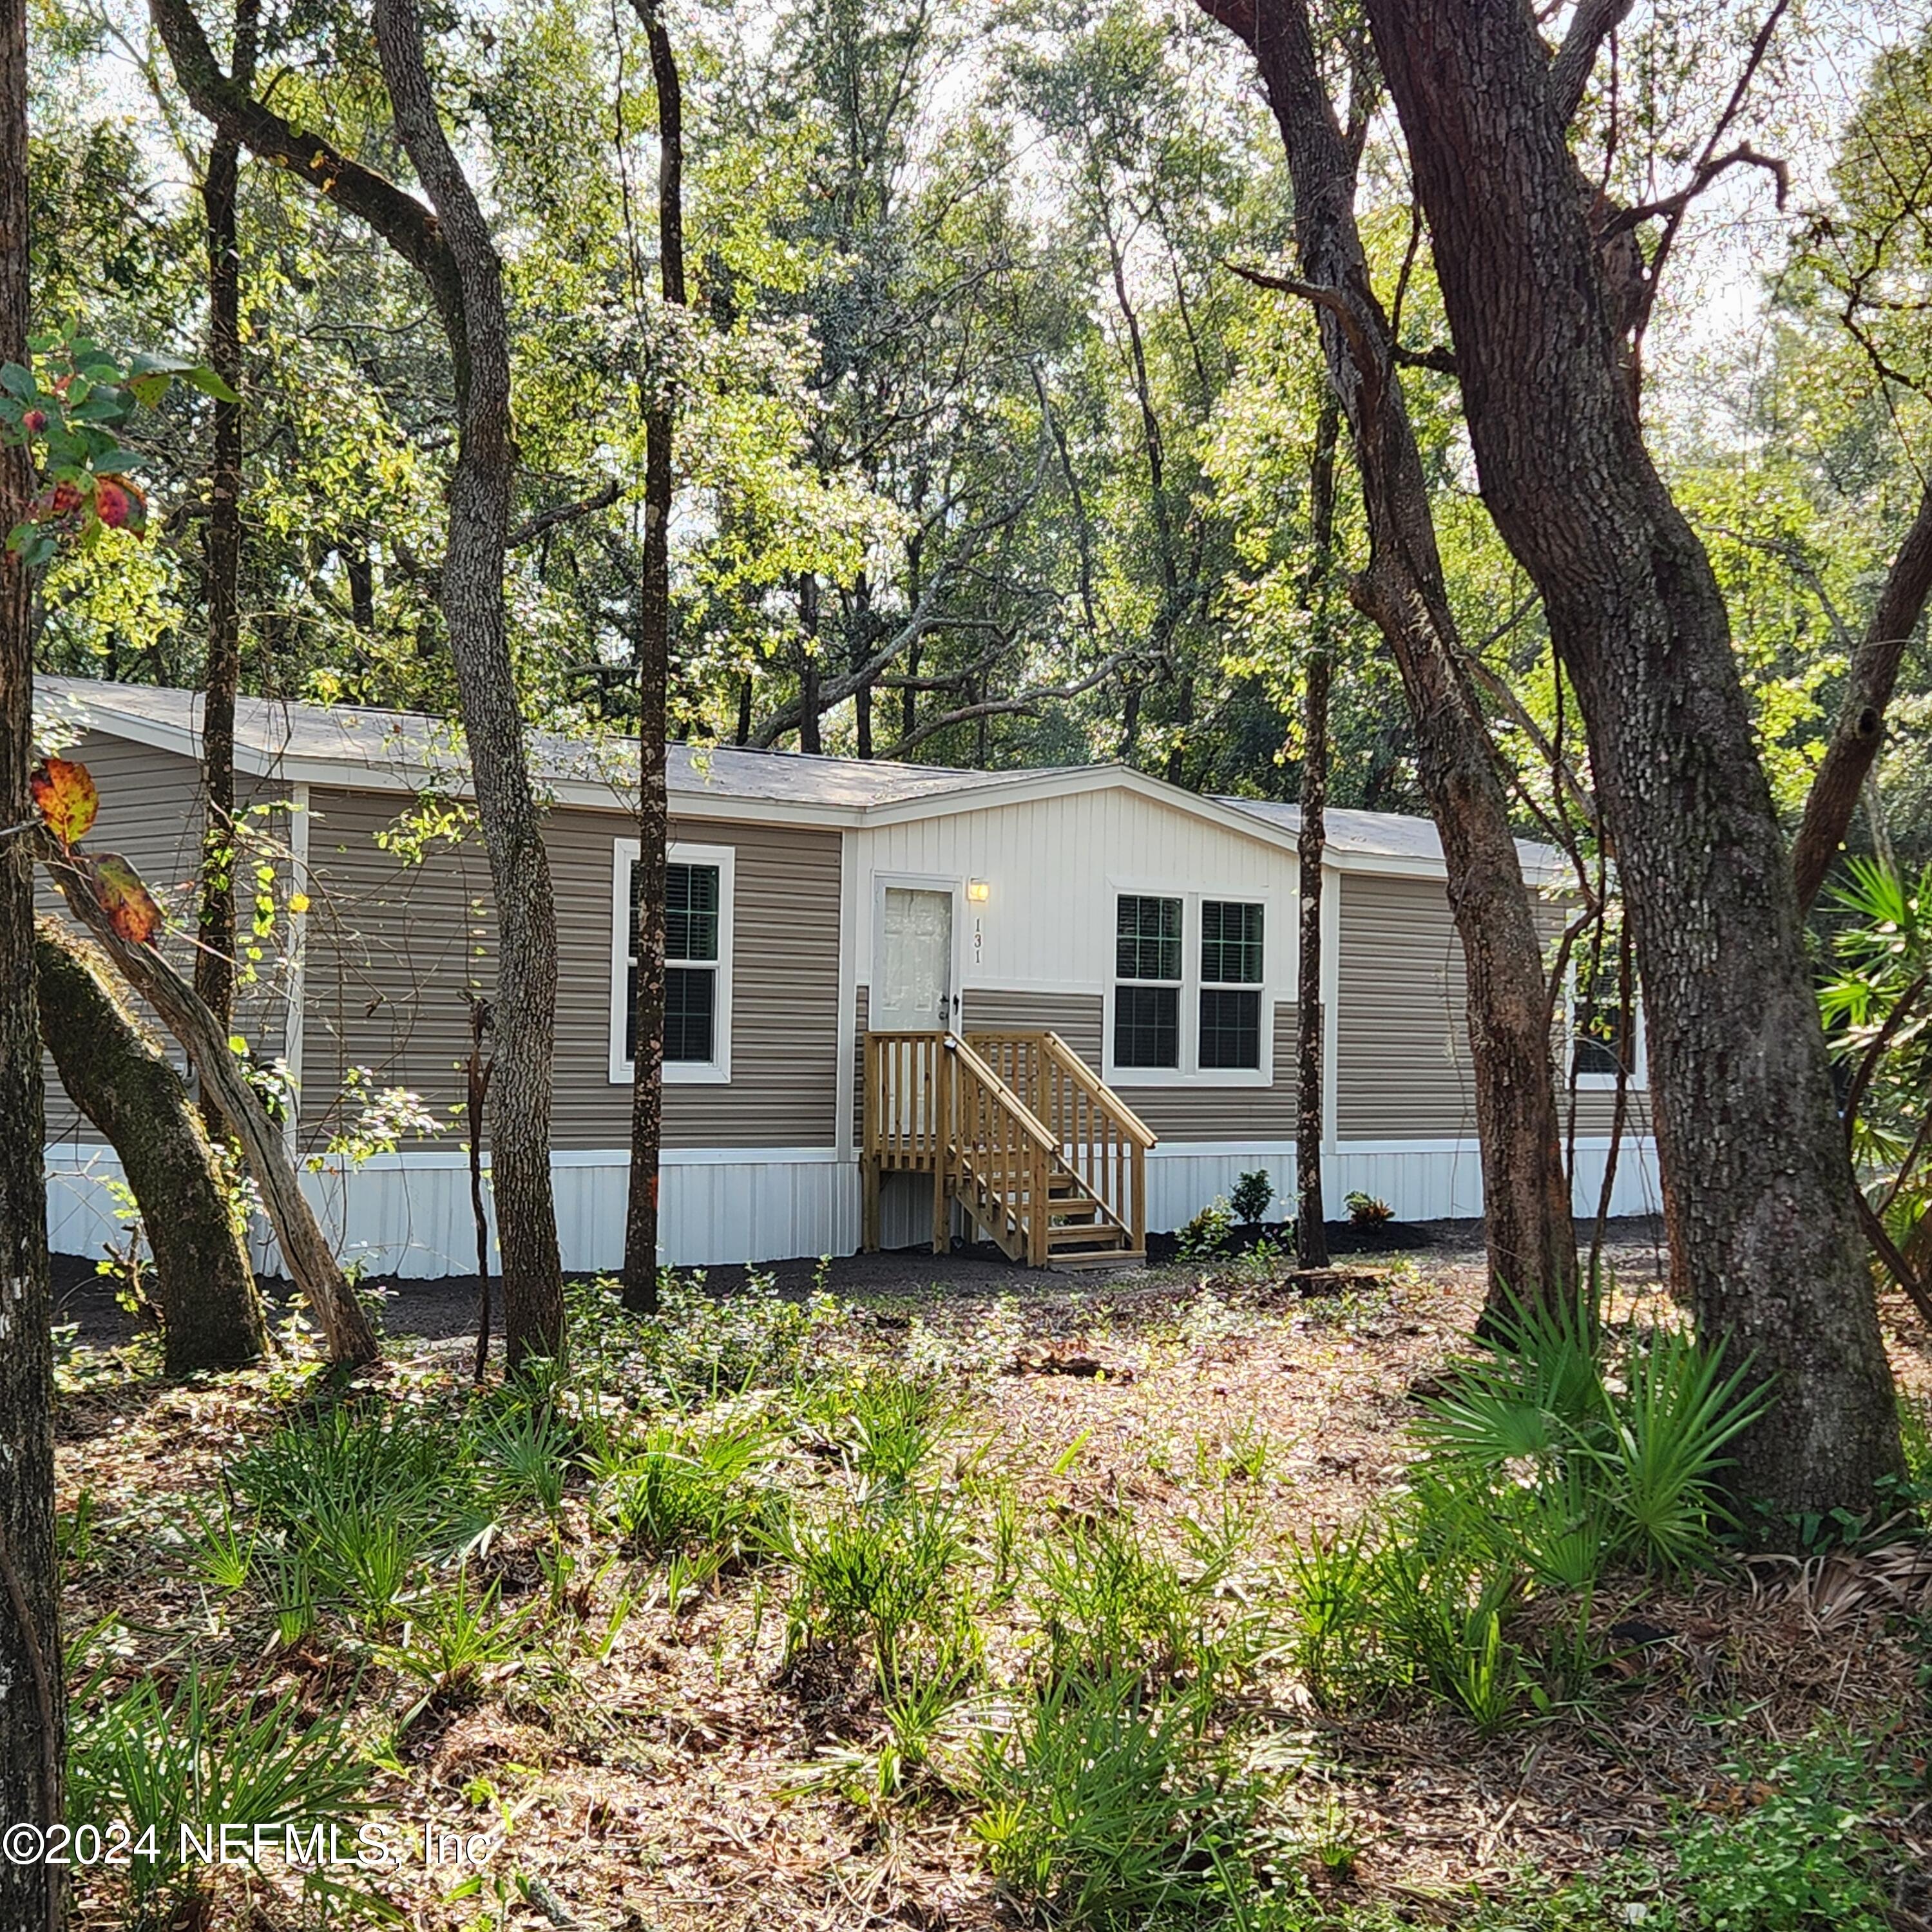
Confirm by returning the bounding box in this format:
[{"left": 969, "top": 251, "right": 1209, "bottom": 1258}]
[
  {"left": 147, "top": 0, "right": 459, "bottom": 330},
  {"left": 1793, "top": 479, "right": 1932, "bottom": 911},
  {"left": 1547, "top": 0, "right": 1636, "bottom": 125},
  {"left": 507, "top": 480, "right": 620, "bottom": 548},
  {"left": 1600, "top": 142, "right": 1790, "bottom": 238}
]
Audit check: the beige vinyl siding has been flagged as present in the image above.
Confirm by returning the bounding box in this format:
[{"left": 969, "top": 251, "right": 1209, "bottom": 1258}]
[
  {"left": 300, "top": 791, "right": 843, "bottom": 1151},
  {"left": 1339, "top": 874, "right": 1650, "bottom": 1142},
  {"left": 956, "top": 988, "right": 1298, "bottom": 1143},
  {"left": 1336, "top": 872, "right": 1476, "bottom": 1139},
  {"left": 39, "top": 732, "right": 292, "bottom": 1138}
]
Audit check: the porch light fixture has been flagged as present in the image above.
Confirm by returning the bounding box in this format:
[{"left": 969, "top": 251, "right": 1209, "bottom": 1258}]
[{"left": 966, "top": 878, "right": 991, "bottom": 902}]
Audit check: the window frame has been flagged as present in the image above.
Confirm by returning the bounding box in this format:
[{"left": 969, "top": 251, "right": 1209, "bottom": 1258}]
[
  {"left": 1568, "top": 953, "right": 1646, "bottom": 1093},
  {"left": 609, "top": 837, "right": 736, "bottom": 1085},
  {"left": 1102, "top": 881, "right": 1276, "bottom": 1089},
  {"left": 1197, "top": 899, "right": 1266, "bottom": 1072},
  {"left": 1112, "top": 894, "right": 1185, "bottom": 1071}
]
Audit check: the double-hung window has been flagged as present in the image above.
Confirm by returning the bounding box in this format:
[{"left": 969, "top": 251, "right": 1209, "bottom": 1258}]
[
  {"left": 1198, "top": 900, "right": 1264, "bottom": 1069},
  {"left": 1114, "top": 895, "right": 1183, "bottom": 1068},
  {"left": 610, "top": 840, "right": 734, "bottom": 1083},
  {"left": 1111, "top": 892, "right": 1269, "bottom": 1080}
]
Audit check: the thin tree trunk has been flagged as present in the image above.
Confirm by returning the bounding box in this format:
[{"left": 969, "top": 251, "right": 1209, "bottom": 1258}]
[
  {"left": 622, "top": 0, "right": 685, "bottom": 1306},
  {"left": 192, "top": 0, "right": 258, "bottom": 1143},
  {"left": 466, "top": 993, "right": 492, "bottom": 1379},
  {"left": 37, "top": 920, "right": 265, "bottom": 1373},
  {"left": 1792, "top": 480, "right": 1932, "bottom": 912},
  {"left": 799, "top": 573, "right": 822, "bottom": 753},
  {"left": 1364, "top": 0, "right": 1901, "bottom": 1517},
  {"left": 375, "top": 0, "right": 564, "bottom": 1364},
  {"left": 1296, "top": 397, "right": 1339, "bottom": 1272},
  {"left": 46, "top": 852, "right": 379, "bottom": 1365},
  {"left": 1197, "top": 0, "right": 1577, "bottom": 1321},
  {"left": 0, "top": 0, "right": 63, "bottom": 1911}
]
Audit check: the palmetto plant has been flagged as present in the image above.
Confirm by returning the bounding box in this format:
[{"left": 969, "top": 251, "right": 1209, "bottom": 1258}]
[{"left": 1819, "top": 858, "right": 1932, "bottom": 1325}]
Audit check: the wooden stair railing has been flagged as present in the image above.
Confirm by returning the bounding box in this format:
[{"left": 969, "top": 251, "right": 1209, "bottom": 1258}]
[
  {"left": 967, "top": 1029, "right": 1154, "bottom": 1259},
  {"left": 861, "top": 1028, "right": 1153, "bottom": 1265}
]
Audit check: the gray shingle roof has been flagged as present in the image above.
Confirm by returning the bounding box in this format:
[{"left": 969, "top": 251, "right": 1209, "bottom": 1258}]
[
  {"left": 1215, "top": 795, "right": 1562, "bottom": 874},
  {"left": 36, "top": 676, "right": 1042, "bottom": 808},
  {"left": 37, "top": 676, "right": 1553, "bottom": 870}
]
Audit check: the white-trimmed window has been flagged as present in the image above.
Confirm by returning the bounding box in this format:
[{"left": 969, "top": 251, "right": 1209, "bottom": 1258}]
[
  {"left": 1571, "top": 950, "right": 1645, "bottom": 1091},
  {"left": 1198, "top": 899, "right": 1264, "bottom": 1070},
  {"left": 609, "top": 839, "right": 734, "bottom": 1084},
  {"left": 1108, "top": 890, "right": 1272, "bottom": 1084},
  {"left": 1114, "top": 894, "right": 1183, "bottom": 1068}
]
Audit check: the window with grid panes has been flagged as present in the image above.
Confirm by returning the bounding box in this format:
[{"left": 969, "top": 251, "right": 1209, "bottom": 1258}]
[
  {"left": 1114, "top": 894, "right": 1182, "bottom": 1067},
  {"left": 1198, "top": 899, "right": 1263, "bottom": 1069},
  {"left": 625, "top": 861, "right": 721, "bottom": 1062}
]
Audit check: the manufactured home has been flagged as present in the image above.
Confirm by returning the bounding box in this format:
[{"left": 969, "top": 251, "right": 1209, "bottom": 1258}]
[{"left": 37, "top": 678, "right": 1659, "bottom": 1276}]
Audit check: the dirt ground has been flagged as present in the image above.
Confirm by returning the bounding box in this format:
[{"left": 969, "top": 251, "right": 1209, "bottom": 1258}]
[
  {"left": 50, "top": 1215, "right": 1672, "bottom": 1348},
  {"left": 50, "top": 1220, "right": 1929, "bottom": 1932}
]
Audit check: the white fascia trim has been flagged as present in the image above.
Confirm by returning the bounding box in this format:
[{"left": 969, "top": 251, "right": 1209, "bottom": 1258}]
[{"left": 608, "top": 837, "right": 736, "bottom": 1085}]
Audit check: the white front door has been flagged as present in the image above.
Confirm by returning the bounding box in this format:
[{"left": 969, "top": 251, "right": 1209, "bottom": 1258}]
[{"left": 876, "top": 886, "right": 955, "bottom": 1032}]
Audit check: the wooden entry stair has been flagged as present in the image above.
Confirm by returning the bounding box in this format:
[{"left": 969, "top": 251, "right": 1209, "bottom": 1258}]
[{"left": 861, "top": 1029, "right": 1155, "bottom": 1267}]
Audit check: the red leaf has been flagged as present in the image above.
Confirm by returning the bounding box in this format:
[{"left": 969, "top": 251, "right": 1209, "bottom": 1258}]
[
  {"left": 88, "top": 852, "right": 163, "bottom": 945},
  {"left": 30, "top": 756, "right": 99, "bottom": 849}
]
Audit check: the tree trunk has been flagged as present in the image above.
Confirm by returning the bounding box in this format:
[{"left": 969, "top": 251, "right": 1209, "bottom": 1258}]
[
  {"left": 1792, "top": 479, "right": 1932, "bottom": 913},
  {"left": 622, "top": 0, "right": 685, "bottom": 1307},
  {"left": 1296, "top": 397, "right": 1339, "bottom": 1272},
  {"left": 191, "top": 0, "right": 257, "bottom": 1143},
  {"left": 36, "top": 919, "right": 265, "bottom": 1373},
  {"left": 1, "top": 0, "right": 64, "bottom": 1913},
  {"left": 798, "top": 573, "right": 822, "bottom": 753},
  {"left": 1197, "top": 0, "right": 1577, "bottom": 1321},
  {"left": 375, "top": 0, "right": 564, "bottom": 1365},
  {"left": 1364, "top": 0, "right": 1901, "bottom": 1517},
  {"left": 44, "top": 851, "right": 379, "bottom": 1367}
]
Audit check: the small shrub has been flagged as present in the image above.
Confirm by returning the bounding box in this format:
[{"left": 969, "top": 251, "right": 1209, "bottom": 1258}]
[
  {"left": 569, "top": 1268, "right": 841, "bottom": 1401},
  {"left": 387, "top": 1567, "right": 524, "bottom": 1700},
  {"left": 594, "top": 1413, "right": 783, "bottom": 1560},
  {"left": 768, "top": 1493, "right": 970, "bottom": 1679},
  {"left": 971, "top": 1669, "right": 1257, "bottom": 1929},
  {"left": 68, "top": 1663, "right": 374, "bottom": 1924},
  {"left": 804, "top": 1364, "right": 961, "bottom": 1491},
  {"left": 1343, "top": 1190, "right": 1393, "bottom": 1226},
  {"left": 1229, "top": 1169, "right": 1274, "bottom": 1227},
  {"left": 1177, "top": 1196, "right": 1234, "bottom": 1261},
  {"left": 470, "top": 1384, "right": 579, "bottom": 1518},
  {"left": 1029, "top": 1511, "right": 1241, "bottom": 1683},
  {"left": 1670, "top": 1734, "right": 1896, "bottom": 1931},
  {"left": 1279, "top": 1293, "right": 1770, "bottom": 1730}
]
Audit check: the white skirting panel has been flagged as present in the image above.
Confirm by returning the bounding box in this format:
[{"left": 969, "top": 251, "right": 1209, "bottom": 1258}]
[
  {"left": 46, "top": 1136, "right": 1661, "bottom": 1278},
  {"left": 1143, "top": 1138, "right": 1663, "bottom": 1233},
  {"left": 44, "top": 1145, "right": 862, "bottom": 1279}
]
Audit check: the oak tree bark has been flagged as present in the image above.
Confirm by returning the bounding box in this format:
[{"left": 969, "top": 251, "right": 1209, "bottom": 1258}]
[
  {"left": 1364, "top": 0, "right": 1901, "bottom": 1516},
  {"left": 622, "top": 0, "right": 686, "bottom": 1306},
  {"left": 1, "top": 1, "right": 64, "bottom": 1913},
  {"left": 1199, "top": 0, "right": 1577, "bottom": 1318},
  {"left": 46, "top": 851, "right": 379, "bottom": 1366},
  {"left": 373, "top": 0, "right": 565, "bottom": 1364},
  {"left": 36, "top": 919, "right": 265, "bottom": 1374}
]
